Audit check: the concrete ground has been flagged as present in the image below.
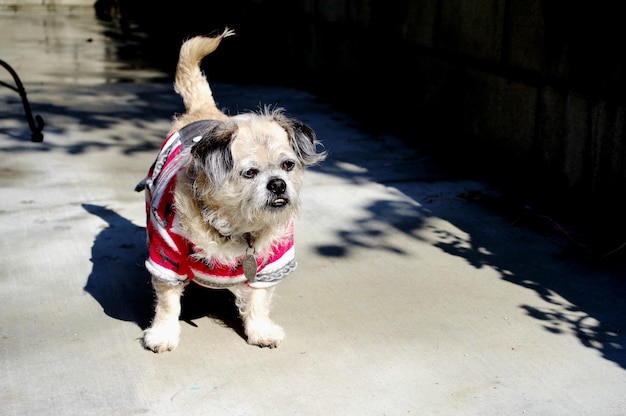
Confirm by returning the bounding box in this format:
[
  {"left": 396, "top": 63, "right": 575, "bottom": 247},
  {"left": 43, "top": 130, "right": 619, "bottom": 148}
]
[{"left": 1, "top": 7, "right": 626, "bottom": 416}]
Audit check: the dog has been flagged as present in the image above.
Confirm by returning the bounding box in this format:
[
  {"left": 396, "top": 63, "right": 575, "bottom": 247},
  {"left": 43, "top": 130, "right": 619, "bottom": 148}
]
[{"left": 136, "top": 28, "right": 326, "bottom": 353}]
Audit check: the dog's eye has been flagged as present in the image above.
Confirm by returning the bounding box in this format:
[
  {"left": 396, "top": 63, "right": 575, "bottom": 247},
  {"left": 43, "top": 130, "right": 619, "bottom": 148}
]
[
  {"left": 282, "top": 160, "right": 296, "bottom": 171},
  {"left": 242, "top": 168, "right": 259, "bottom": 179}
]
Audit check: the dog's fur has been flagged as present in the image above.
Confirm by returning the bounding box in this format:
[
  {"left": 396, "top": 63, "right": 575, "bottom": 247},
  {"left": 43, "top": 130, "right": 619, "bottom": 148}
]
[{"left": 140, "top": 28, "right": 326, "bottom": 353}]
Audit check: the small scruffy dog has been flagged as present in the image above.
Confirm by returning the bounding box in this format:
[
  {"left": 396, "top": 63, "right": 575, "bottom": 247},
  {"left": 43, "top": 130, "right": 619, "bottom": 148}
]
[{"left": 136, "top": 28, "right": 326, "bottom": 353}]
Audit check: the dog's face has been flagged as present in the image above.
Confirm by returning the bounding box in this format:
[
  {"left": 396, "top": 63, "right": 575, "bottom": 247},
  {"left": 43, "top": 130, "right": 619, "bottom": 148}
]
[{"left": 185, "top": 109, "right": 325, "bottom": 236}]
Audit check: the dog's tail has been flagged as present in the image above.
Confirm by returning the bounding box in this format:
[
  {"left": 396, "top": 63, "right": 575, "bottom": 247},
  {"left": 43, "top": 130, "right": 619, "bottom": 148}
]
[{"left": 174, "top": 28, "right": 235, "bottom": 123}]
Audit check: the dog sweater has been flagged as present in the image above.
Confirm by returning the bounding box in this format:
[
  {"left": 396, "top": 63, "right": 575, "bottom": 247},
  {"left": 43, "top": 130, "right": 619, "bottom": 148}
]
[{"left": 137, "top": 120, "right": 297, "bottom": 289}]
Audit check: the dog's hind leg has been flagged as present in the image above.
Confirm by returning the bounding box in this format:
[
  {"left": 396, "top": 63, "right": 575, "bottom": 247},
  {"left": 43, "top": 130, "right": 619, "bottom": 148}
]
[
  {"left": 231, "top": 285, "right": 285, "bottom": 348},
  {"left": 142, "top": 277, "right": 186, "bottom": 353}
]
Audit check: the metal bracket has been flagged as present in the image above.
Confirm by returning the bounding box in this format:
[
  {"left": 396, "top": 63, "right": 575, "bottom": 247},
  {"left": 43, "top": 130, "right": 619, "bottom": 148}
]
[{"left": 0, "top": 59, "right": 45, "bottom": 142}]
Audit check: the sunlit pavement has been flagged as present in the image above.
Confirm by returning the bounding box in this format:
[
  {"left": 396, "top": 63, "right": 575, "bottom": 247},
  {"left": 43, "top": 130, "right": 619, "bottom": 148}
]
[{"left": 1, "top": 7, "right": 626, "bottom": 416}]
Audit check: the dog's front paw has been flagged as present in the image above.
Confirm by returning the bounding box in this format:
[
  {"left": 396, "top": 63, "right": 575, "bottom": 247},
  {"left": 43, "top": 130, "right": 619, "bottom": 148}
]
[
  {"left": 142, "top": 321, "right": 181, "bottom": 353},
  {"left": 245, "top": 320, "right": 285, "bottom": 348}
]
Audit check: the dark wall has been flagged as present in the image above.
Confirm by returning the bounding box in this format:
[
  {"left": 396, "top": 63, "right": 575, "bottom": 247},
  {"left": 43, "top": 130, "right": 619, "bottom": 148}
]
[{"left": 99, "top": 0, "right": 626, "bottom": 251}]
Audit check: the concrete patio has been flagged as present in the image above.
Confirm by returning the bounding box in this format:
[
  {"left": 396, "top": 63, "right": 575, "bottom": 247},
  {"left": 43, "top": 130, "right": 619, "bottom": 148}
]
[{"left": 1, "top": 7, "right": 625, "bottom": 416}]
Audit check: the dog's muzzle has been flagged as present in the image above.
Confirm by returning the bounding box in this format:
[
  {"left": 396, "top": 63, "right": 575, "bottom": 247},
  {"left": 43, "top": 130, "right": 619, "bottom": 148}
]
[{"left": 267, "top": 178, "right": 289, "bottom": 207}]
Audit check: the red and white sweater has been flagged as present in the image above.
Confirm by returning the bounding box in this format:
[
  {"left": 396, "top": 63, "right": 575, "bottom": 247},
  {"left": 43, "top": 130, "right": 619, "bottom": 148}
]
[{"left": 138, "top": 120, "right": 296, "bottom": 289}]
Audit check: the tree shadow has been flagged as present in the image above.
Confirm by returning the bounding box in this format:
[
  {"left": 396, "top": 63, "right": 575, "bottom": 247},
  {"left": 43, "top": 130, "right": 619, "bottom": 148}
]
[
  {"left": 309, "top": 148, "right": 626, "bottom": 370},
  {"left": 315, "top": 197, "right": 427, "bottom": 258},
  {"left": 295, "top": 100, "right": 626, "bottom": 369},
  {"left": 430, "top": 196, "right": 626, "bottom": 370},
  {"left": 0, "top": 85, "right": 177, "bottom": 154},
  {"left": 82, "top": 204, "right": 244, "bottom": 338}
]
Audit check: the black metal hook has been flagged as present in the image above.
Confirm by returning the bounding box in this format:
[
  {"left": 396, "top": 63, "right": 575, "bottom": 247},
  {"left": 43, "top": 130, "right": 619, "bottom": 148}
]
[{"left": 0, "top": 59, "right": 45, "bottom": 142}]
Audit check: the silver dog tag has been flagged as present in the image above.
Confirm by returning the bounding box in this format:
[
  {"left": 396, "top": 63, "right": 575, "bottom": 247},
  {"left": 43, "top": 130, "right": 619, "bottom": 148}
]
[{"left": 243, "top": 253, "right": 257, "bottom": 282}]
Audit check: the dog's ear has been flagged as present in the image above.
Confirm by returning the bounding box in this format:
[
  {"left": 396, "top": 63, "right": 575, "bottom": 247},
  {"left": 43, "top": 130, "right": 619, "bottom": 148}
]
[
  {"left": 274, "top": 115, "right": 327, "bottom": 166},
  {"left": 189, "top": 122, "right": 237, "bottom": 184}
]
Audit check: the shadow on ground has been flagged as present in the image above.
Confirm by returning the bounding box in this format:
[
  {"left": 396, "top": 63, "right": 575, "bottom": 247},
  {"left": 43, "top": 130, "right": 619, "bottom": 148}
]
[
  {"left": 82, "top": 204, "right": 244, "bottom": 338},
  {"left": 82, "top": 204, "right": 153, "bottom": 329},
  {"left": 0, "top": 86, "right": 176, "bottom": 154},
  {"left": 312, "top": 154, "right": 626, "bottom": 371}
]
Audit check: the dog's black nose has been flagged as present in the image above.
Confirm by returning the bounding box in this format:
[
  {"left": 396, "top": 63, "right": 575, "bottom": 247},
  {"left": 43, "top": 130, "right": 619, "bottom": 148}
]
[{"left": 267, "top": 178, "right": 286, "bottom": 194}]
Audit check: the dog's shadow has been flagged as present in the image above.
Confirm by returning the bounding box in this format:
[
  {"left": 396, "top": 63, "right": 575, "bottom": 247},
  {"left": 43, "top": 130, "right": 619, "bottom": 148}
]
[{"left": 82, "top": 204, "right": 243, "bottom": 337}]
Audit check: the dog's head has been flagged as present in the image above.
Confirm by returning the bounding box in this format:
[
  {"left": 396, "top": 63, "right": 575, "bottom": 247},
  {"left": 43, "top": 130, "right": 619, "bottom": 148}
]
[{"left": 184, "top": 108, "right": 326, "bottom": 235}]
